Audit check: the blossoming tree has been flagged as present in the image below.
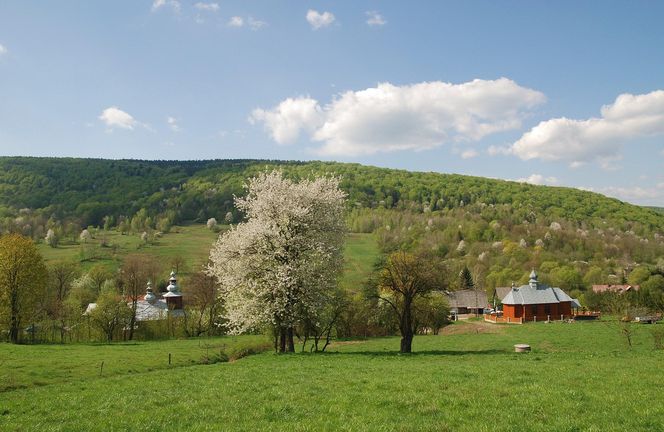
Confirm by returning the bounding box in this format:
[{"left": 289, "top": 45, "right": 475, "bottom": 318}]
[{"left": 207, "top": 171, "right": 346, "bottom": 352}]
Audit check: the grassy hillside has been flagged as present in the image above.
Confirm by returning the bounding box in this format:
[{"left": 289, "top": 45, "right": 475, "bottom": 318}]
[
  {"left": 36, "top": 224, "right": 220, "bottom": 274},
  {"left": 36, "top": 224, "right": 379, "bottom": 293},
  {"left": 1, "top": 320, "right": 663, "bottom": 431}
]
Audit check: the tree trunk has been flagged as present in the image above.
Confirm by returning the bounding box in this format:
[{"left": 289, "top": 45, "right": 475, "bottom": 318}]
[
  {"left": 279, "top": 328, "right": 287, "bottom": 352},
  {"left": 60, "top": 318, "right": 66, "bottom": 344},
  {"left": 400, "top": 298, "right": 414, "bottom": 353},
  {"left": 10, "top": 290, "right": 19, "bottom": 344},
  {"left": 400, "top": 330, "right": 413, "bottom": 353},
  {"left": 128, "top": 301, "right": 137, "bottom": 340},
  {"left": 9, "top": 318, "right": 19, "bottom": 344},
  {"left": 287, "top": 327, "right": 295, "bottom": 352}
]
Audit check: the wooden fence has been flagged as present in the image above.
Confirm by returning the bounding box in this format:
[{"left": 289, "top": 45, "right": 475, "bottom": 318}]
[{"left": 484, "top": 312, "right": 600, "bottom": 324}]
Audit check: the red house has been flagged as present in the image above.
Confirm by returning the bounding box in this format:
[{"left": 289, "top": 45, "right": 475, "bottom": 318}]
[{"left": 501, "top": 270, "right": 575, "bottom": 321}]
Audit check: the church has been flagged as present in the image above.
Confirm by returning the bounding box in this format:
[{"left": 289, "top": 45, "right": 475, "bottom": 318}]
[
  {"left": 500, "top": 270, "right": 579, "bottom": 321},
  {"left": 85, "top": 271, "right": 184, "bottom": 321}
]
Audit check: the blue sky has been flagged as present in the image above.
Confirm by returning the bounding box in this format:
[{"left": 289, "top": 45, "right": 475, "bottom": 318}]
[{"left": 1, "top": 1, "right": 664, "bottom": 205}]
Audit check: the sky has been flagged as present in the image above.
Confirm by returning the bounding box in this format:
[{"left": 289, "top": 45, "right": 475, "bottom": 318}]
[{"left": 1, "top": 1, "right": 664, "bottom": 205}]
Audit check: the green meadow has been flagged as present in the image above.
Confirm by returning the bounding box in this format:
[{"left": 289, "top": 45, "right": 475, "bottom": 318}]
[
  {"left": 2, "top": 320, "right": 664, "bottom": 431},
  {"left": 36, "top": 226, "right": 379, "bottom": 288},
  {"left": 15, "top": 226, "right": 664, "bottom": 430},
  {"left": 36, "top": 224, "right": 221, "bottom": 274}
]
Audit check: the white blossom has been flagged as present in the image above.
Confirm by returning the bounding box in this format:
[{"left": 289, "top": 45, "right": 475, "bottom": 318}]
[
  {"left": 207, "top": 171, "right": 346, "bottom": 334},
  {"left": 80, "top": 229, "right": 92, "bottom": 242}
]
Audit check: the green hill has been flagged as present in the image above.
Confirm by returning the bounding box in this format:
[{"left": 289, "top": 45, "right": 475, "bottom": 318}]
[
  {"left": 3, "top": 156, "right": 664, "bottom": 300},
  {"left": 1, "top": 156, "right": 662, "bottom": 230}
]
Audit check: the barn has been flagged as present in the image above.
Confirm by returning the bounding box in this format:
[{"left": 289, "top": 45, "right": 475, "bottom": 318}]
[
  {"left": 445, "top": 289, "right": 488, "bottom": 316},
  {"left": 501, "top": 270, "right": 575, "bottom": 321}
]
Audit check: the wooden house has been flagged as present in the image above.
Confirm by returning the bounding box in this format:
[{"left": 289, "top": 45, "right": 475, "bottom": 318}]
[{"left": 501, "top": 270, "right": 575, "bottom": 321}]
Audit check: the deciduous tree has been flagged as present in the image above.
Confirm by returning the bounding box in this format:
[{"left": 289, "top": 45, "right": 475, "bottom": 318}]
[
  {"left": 376, "top": 251, "right": 446, "bottom": 353},
  {"left": 47, "top": 261, "right": 80, "bottom": 342},
  {"left": 208, "top": 171, "right": 346, "bottom": 352},
  {"left": 0, "top": 234, "right": 48, "bottom": 343},
  {"left": 89, "top": 282, "right": 131, "bottom": 342}
]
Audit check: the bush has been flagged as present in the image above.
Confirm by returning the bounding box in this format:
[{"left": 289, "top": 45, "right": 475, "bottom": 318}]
[{"left": 651, "top": 325, "right": 664, "bottom": 350}]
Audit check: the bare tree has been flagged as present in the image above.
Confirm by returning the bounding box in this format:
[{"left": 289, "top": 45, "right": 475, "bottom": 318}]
[
  {"left": 120, "top": 254, "right": 161, "bottom": 340},
  {"left": 170, "top": 254, "right": 188, "bottom": 275},
  {"left": 183, "top": 270, "right": 222, "bottom": 336},
  {"left": 48, "top": 261, "right": 80, "bottom": 342}
]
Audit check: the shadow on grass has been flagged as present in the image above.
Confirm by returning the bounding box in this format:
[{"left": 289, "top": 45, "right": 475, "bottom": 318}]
[{"left": 314, "top": 349, "right": 509, "bottom": 357}]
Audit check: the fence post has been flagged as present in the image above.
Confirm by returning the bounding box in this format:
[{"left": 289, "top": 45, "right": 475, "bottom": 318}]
[{"left": 534, "top": 316, "right": 536, "bottom": 323}]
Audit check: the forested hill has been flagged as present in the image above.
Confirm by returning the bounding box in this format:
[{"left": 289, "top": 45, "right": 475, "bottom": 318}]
[{"left": 0, "top": 156, "right": 663, "bottom": 234}]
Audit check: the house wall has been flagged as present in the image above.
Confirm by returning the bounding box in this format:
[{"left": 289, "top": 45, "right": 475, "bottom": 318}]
[
  {"left": 503, "top": 304, "right": 522, "bottom": 319},
  {"left": 503, "top": 302, "right": 572, "bottom": 321}
]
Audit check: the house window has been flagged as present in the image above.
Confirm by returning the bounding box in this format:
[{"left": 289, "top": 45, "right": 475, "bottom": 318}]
[{"left": 532, "top": 305, "right": 537, "bottom": 316}]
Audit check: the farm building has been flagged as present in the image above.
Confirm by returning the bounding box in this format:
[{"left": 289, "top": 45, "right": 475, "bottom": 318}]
[
  {"left": 500, "top": 270, "right": 578, "bottom": 321},
  {"left": 592, "top": 284, "right": 639, "bottom": 294},
  {"left": 445, "top": 289, "right": 488, "bottom": 316},
  {"left": 492, "top": 286, "right": 513, "bottom": 307}
]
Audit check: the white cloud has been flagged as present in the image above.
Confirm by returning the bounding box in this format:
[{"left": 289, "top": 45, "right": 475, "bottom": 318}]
[
  {"left": 251, "top": 78, "right": 545, "bottom": 156},
  {"left": 366, "top": 11, "right": 386, "bottom": 26},
  {"left": 98, "top": 107, "right": 138, "bottom": 130},
  {"left": 194, "top": 2, "right": 219, "bottom": 12},
  {"left": 227, "top": 16, "right": 266, "bottom": 30},
  {"left": 151, "top": 0, "right": 180, "bottom": 13},
  {"left": 306, "top": 10, "right": 335, "bottom": 30},
  {"left": 250, "top": 97, "right": 323, "bottom": 144},
  {"left": 167, "top": 116, "right": 181, "bottom": 132},
  {"left": 516, "top": 174, "right": 559, "bottom": 186},
  {"left": 511, "top": 89, "right": 664, "bottom": 167},
  {"left": 247, "top": 17, "right": 267, "bottom": 30},
  {"left": 460, "top": 149, "right": 479, "bottom": 159},
  {"left": 487, "top": 145, "right": 511, "bottom": 156},
  {"left": 228, "top": 16, "right": 244, "bottom": 27},
  {"left": 0, "top": 44, "right": 7, "bottom": 56}
]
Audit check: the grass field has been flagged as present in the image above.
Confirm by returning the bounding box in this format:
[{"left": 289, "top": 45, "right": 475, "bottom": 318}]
[
  {"left": 37, "top": 225, "right": 221, "bottom": 274},
  {"left": 2, "top": 320, "right": 664, "bottom": 431},
  {"left": 36, "top": 226, "right": 379, "bottom": 290}
]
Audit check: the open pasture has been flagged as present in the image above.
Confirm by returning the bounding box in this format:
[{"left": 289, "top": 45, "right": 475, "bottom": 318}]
[{"left": 2, "top": 320, "right": 663, "bottom": 431}]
